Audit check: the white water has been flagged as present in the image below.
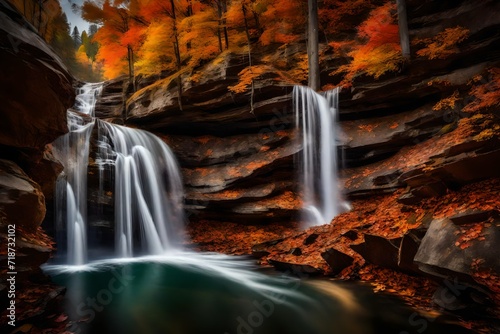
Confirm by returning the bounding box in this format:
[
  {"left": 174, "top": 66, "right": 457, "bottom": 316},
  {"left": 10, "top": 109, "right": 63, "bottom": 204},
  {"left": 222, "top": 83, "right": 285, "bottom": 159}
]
[
  {"left": 53, "top": 84, "right": 101, "bottom": 264},
  {"left": 293, "top": 86, "right": 347, "bottom": 227},
  {"left": 53, "top": 83, "right": 184, "bottom": 265},
  {"left": 96, "top": 121, "right": 184, "bottom": 256}
]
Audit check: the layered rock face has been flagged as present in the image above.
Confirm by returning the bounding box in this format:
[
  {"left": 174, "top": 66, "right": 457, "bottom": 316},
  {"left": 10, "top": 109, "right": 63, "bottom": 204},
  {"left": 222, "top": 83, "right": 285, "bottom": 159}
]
[{"left": 0, "top": 0, "right": 73, "bottom": 229}]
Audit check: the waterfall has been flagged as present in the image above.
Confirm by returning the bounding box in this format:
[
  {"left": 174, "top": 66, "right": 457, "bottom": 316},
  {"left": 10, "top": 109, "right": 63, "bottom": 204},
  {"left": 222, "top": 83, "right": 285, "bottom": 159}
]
[
  {"left": 53, "top": 83, "right": 184, "bottom": 265},
  {"left": 52, "top": 83, "right": 100, "bottom": 265},
  {"left": 293, "top": 86, "right": 347, "bottom": 227},
  {"left": 96, "top": 121, "right": 184, "bottom": 257}
]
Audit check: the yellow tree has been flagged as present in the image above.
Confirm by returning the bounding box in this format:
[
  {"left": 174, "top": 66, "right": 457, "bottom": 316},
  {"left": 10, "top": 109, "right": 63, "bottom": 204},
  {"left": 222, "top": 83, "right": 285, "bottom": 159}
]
[
  {"left": 179, "top": 4, "right": 220, "bottom": 67},
  {"left": 140, "top": 0, "right": 193, "bottom": 109}
]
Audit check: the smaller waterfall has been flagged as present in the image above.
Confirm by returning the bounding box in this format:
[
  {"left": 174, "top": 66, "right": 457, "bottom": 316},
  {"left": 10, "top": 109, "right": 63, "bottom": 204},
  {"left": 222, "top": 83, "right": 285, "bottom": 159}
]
[
  {"left": 53, "top": 83, "right": 102, "bottom": 265},
  {"left": 293, "top": 86, "right": 347, "bottom": 226}
]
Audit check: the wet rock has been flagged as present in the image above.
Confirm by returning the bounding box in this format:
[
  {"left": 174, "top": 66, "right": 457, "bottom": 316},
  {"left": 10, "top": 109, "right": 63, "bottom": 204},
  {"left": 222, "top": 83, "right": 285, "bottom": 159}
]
[
  {"left": 432, "top": 284, "right": 474, "bottom": 312},
  {"left": 169, "top": 130, "right": 301, "bottom": 221},
  {"left": 351, "top": 234, "right": 402, "bottom": 270},
  {"left": 321, "top": 248, "right": 354, "bottom": 275},
  {"left": 0, "top": 159, "right": 45, "bottom": 231},
  {"left": 303, "top": 233, "right": 319, "bottom": 245},
  {"left": 398, "top": 229, "right": 427, "bottom": 274}
]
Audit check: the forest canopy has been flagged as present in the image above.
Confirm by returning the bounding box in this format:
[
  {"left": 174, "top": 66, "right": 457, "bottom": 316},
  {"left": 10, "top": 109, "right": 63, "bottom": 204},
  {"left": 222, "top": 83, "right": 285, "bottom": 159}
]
[{"left": 8, "top": 0, "right": 474, "bottom": 88}]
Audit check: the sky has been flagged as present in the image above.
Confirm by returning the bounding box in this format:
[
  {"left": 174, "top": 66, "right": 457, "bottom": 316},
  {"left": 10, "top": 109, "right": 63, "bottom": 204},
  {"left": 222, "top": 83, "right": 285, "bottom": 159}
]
[{"left": 60, "top": 0, "right": 91, "bottom": 33}]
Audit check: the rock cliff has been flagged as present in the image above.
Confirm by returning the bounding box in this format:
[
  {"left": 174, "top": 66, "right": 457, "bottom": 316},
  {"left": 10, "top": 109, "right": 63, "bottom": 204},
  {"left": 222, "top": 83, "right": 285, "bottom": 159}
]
[{"left": 0, "top": 1, "right": 74, "bottom": 330}]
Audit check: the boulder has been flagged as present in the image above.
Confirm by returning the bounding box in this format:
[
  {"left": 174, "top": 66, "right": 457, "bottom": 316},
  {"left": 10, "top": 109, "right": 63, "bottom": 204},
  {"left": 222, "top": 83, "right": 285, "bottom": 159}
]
[
  {"left": 0, "top": 159, "right": 45, "bottom": 231},
  {"left": 351, "top": 234, "right": 402, "bottom": 270},
  {"left": 0, "top": 0, "right": 73, "bottom": 150},
  {"left": 414, "top": 218, "right": 500, "bottom": 283},
  {"left": 398, "top": 229, "right": 427, "bottom": 274},
  {"left": 321, "top": 248, "right": 354, "bottom": 275}
]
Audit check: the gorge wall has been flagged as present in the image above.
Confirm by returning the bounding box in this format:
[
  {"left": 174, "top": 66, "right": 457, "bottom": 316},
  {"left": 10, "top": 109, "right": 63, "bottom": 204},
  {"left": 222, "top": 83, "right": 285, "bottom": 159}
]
[
  {"left": 0, "top": 0, "right": 74, "bottom": 327},
  {"left": 94, "top": 0, "right": 500, "bottom": 323}
]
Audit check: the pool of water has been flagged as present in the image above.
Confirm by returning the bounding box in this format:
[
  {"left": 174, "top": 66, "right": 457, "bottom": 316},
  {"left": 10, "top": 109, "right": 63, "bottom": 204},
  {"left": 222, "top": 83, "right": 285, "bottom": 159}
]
[{"left": 43, "top": 252, "right": 471, "bottom": 334}]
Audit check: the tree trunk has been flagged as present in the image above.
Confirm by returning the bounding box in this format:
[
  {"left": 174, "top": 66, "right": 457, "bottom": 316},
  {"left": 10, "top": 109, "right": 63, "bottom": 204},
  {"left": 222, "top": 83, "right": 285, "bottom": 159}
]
[
  {"left": 170, "top": 0, "right": 183, "bottom": 111},
  {"left": 217, "top": 1, "right": 223, "bottom": 52},
  {"left": 242, "top": 3, "right": 254, "bottom": 114},
  {"left": 308, "top": 0, "right": 320, "bottom": 91},
  {"left": 396, "top": 0, "right": 410, "bottom": 60},
  {"left": 222, "top": 0, "right": 229, "bottom": 49},
  {"left": 252, "top": 10, "right": 263, "bottom": 36},
  {"left": 186, "top": 0, "right": 193, "bottom": 50},
  {"left": 37, "top": 0, "right": 42, "bottom": 31},
  {"left": 31, "top": 0, "right": 36, "bottom": 25},
  {"left": 127, "top": 46, "right": 136, "bottom": 92}
]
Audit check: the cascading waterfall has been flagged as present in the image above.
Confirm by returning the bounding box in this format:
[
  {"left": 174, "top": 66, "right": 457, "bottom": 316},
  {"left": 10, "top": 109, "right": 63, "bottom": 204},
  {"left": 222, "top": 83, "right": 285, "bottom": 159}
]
[
  {"left": 96, "top": 121, "right": 184, "bottom": 257},
  {"left": 293, "top": 86, "right": 347, "bottom": 227},
  {"left": 53, "top": 83, "right": 184, "bottom": 265},
  {"left": 53, "top": 84, "right": 102, "bottom": 265}
]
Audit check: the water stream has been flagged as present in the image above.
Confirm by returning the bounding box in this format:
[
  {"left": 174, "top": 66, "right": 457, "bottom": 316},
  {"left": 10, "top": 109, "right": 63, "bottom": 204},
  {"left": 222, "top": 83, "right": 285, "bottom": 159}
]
[{"left": 293, "top": 86, "right": 348, "bottom": 226}]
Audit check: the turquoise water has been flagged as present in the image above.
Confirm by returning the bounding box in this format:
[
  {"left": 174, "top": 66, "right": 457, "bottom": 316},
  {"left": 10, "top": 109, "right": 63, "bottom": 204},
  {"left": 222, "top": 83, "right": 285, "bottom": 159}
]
[{"left": 44, "top": 253, "right": 471, "bottom": 334}]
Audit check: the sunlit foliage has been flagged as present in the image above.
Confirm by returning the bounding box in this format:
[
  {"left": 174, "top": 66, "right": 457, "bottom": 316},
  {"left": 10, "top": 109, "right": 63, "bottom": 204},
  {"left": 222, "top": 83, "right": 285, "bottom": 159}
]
[
  {"left": 332, "top": 2, "right": 403, "bottom": 86},
  {"left": 414, "top": 26, "right": 469, "bottom": 60}
]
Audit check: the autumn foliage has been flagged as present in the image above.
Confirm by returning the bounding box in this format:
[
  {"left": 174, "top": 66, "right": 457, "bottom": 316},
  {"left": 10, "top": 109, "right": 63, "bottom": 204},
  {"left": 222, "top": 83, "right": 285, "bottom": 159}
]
[
  {"left": 414, "top": 26, "right": 469, "bottom": 60},
  {"left": 331, "top": 3, "right": 403, "bottom": 86},
  {"left": 464, "top": 67, "right": 500, "bottom": 113}
]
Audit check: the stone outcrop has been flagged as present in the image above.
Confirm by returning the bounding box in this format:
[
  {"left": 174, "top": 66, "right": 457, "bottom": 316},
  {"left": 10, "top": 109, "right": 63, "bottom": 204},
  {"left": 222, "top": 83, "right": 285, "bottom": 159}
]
[
  {"left": 415, "top": 218, "right": 500, "bottom": 285},
  {"left": 0, "top": 0, "right": 74, "bottom": 151},
  {"left": 95, "top": 76, "right": 128, "bottom": 123},
  {"left": 0, "top": 3, "right": 74, "bottom": 330},
  {"left": 0, "top": 159, "right": 45, "bottom": 231}
]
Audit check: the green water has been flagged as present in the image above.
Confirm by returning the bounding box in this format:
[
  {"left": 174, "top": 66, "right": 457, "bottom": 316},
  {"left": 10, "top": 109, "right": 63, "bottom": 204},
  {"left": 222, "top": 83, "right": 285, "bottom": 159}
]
[{"left": 45, "top": 254, "right": 471, "bottom": 334}]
